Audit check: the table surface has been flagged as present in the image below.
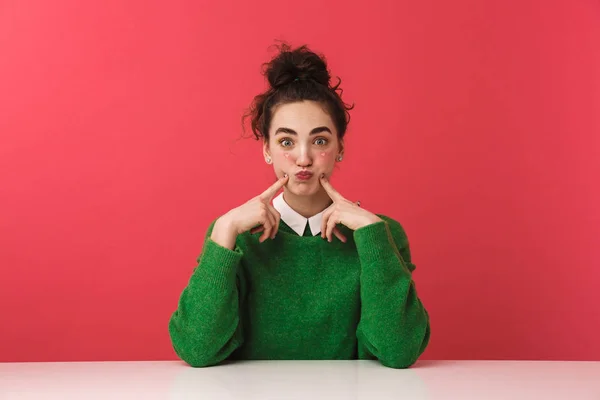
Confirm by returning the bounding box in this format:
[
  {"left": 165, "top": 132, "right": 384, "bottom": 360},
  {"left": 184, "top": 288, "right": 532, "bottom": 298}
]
[{"left": 1, "top": 360, "right": 599, "bottom": 399}]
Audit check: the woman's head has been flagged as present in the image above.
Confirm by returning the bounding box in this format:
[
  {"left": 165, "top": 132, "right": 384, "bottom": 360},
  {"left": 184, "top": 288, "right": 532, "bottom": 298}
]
[{"left": 244, "top": 43, "right": 353, "bottom": 197}]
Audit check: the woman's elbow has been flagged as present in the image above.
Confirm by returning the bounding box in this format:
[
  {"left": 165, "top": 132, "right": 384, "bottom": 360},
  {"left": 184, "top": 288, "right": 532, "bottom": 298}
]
[
  {"left": 380, "top": 353, "right": 420, "bottom": 369},
  {"left": 382, "top": 327, "right": 431, "bottom": 369},
  {"left": 178, "top": 352, "right": 221, "bottom": 368}
]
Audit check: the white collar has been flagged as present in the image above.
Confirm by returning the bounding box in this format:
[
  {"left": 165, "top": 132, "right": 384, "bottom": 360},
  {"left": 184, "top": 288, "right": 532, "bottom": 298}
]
[{"left": 272, "top": 193, "right": 324, "bottom": 236}]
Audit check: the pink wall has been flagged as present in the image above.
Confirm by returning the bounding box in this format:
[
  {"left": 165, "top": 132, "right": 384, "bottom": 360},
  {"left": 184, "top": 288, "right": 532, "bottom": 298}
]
[{"left": 1, "top": 0, "right": 599, "bottom": 362}]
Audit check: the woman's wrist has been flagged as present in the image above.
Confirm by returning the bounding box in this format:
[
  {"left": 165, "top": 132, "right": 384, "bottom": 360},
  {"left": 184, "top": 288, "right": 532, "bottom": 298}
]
[{"left": 210, "top": 215, "right": 238, "bottom": 250}]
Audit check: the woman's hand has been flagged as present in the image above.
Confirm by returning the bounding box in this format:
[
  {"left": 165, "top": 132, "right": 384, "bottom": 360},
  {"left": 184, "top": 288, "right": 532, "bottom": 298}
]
[
  {"left": 320, "top": 175, "right": 382, "bottom": 243},
  {"left": 211, "top": 175, "right": 289, "bottom": 249}
]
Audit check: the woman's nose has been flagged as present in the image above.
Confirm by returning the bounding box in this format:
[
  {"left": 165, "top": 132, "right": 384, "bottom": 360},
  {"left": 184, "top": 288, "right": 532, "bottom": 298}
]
[{"left": 296, "top": 147, "right": 312, "bottom": 167}]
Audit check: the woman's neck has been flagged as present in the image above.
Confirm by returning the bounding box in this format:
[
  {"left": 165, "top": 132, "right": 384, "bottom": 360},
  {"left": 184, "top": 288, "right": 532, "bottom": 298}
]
[{"left": 282, "top": 188, "right": 332, "bottom": 218}]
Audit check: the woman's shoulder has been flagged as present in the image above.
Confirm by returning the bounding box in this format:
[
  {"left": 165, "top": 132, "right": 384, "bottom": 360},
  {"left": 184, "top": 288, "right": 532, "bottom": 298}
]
[
  {"left": 374, "top": 214, "right": 411, "bottom": 245},
  {"left": 374, "top": 213, "right": 405, "bottom": 230}
]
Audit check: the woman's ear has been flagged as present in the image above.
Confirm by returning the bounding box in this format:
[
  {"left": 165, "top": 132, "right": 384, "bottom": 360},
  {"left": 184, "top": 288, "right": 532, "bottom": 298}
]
[
  {"left": 263, "top": 140, "right": 272, "bottom": 164},
  {"left": 338, "top": 140, "right": 345, "bottom": 159}
]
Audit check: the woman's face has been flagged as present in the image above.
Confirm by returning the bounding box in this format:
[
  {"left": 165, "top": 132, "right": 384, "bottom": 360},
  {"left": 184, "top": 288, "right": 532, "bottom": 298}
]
[{"left": 264, "top": 100, "right": 343, "bottom": 197}]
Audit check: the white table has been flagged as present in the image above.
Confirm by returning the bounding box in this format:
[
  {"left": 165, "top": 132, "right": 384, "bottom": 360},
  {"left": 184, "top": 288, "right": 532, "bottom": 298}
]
[{"left": 1, "top": 360, "right": 598, "bottom": 399}]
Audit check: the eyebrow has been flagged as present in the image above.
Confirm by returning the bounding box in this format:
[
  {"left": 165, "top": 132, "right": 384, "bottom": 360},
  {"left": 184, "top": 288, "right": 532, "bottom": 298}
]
[{"left": 274, "top": 126, "right": 332, "bottom": 136}]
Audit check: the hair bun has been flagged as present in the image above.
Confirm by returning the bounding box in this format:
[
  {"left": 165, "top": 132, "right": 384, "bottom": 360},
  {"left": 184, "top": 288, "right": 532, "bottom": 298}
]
[
  {"left": 264, "top": 44, "right": 331, "bottom": 89},
  {"left": 244, "top": 42, "right": 353, "bottom": 141}
]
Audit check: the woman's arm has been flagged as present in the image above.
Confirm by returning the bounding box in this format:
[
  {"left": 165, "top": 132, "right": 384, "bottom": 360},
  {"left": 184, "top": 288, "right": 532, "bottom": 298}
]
[
  {"left": 168, "top": 220, "right": 245, "bottom": 367},
  {"left": 169, "top": 176, "right": 287, "bottom": 366},
  {"left": 354, "top": 216, "right": 431, "bottom": 368}
]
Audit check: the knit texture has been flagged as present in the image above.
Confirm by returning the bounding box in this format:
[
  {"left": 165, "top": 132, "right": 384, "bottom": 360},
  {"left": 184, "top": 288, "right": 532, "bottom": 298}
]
[{"left": 169, "top": 215, "right": 430, "bottom": 369}]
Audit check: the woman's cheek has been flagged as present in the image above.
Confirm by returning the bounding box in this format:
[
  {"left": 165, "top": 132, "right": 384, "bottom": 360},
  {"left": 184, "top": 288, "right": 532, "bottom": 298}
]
[
  {"left": 274, "top": 152, "right": 290, "bottom": 163},
  {"left": 275, "top": 152, "right": 293, "bottom": 173},
  {"left": 319, "top": 151, "right": 336, "bottom": 165}
]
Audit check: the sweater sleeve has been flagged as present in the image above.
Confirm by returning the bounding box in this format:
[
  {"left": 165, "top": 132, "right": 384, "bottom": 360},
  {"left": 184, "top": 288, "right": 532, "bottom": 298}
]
[
  {"left": 354, "top": 216, "right": 430, "bottom": 368},
  {"left": 168, "top": 221, "right": 245, "bottom": 367}
]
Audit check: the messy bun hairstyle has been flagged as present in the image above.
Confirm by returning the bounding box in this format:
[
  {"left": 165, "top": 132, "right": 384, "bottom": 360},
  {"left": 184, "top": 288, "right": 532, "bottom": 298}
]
[{"left": 243, "top": 43, "right": 354, "bottom": 141}]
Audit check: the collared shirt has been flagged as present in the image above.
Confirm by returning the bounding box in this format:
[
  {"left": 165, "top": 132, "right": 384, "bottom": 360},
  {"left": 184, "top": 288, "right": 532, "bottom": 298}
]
[{"left": 272, "top": 193, "right": 324, "bottom": 236}]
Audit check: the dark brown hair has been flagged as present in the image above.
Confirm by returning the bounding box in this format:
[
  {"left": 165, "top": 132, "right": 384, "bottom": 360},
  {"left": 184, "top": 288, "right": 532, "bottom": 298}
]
[{"left": 243, "top": 43, "right": 354, "bottom": 141}]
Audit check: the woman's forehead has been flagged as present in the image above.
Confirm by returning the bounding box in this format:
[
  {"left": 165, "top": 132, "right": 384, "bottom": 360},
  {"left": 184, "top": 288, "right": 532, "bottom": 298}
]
[{"left": 270, "top": 101, "right": 335, "bottom": 134}]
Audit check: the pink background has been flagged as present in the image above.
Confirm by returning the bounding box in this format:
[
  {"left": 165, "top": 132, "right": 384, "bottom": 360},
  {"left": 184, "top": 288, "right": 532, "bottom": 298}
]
[{"left": 1, "top": 0, "right": 599, "bottom": 362}]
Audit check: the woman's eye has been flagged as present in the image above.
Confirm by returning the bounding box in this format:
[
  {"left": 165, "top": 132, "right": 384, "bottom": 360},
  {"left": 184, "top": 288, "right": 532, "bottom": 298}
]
[
  {"left": 315, "top": 138, "right": 328, "bottom": 146},
  {"left": 280, "top": 139, "right": 293, "bottom": 147}
]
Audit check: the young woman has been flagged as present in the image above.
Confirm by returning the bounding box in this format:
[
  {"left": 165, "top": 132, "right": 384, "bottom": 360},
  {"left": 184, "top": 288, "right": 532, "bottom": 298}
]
[{"left": 169, "top": 43, "right": 430, "bottom": 369}]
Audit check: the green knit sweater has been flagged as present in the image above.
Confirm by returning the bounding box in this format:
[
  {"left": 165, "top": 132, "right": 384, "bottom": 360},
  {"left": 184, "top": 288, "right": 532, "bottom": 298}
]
[{"left": 168, "top": 215, "right": 430, "bottom": 369}]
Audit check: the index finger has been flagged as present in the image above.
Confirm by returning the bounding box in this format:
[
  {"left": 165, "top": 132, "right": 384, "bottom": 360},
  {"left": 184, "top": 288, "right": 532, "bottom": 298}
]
[
  {"left": 260, "top": 174, "right": 289, "bottom": 201},
  {"left": 319, "top": 174, "right": 343, "bottom": 201}
]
